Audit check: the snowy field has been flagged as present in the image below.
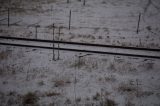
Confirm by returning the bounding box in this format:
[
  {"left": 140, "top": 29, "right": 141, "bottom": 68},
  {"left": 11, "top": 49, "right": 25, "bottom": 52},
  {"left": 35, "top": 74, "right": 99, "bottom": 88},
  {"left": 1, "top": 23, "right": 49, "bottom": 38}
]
[{"left": 0, "top": 0, "right": 160, "bottom": 106}]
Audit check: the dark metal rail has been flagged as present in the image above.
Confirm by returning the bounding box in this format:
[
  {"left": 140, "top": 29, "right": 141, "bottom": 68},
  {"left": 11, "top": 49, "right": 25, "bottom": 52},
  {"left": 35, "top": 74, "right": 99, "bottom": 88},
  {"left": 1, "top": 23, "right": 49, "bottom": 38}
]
[
  {"left": 0, "top": 36, "right": 160, "bottom": 51},
  {"left": 0, "top": 42, "right": 160, "bottom": 59}
]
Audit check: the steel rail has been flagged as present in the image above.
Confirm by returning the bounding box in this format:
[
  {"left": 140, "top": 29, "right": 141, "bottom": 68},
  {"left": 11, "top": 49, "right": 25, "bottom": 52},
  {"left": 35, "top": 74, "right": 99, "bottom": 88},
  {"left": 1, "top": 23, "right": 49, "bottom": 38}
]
[
  {"left": 0, "top": 42, "right": 160, "bottom": 59},
  {"left": 0, "top": 36, "right": 160, "bottom": 51}
]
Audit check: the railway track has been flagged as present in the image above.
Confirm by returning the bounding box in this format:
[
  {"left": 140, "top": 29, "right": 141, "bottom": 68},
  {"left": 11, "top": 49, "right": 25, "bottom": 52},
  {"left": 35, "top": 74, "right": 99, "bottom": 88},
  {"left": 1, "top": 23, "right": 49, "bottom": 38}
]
[{"left": 0, "top": 36, "right": 160, "bottom": 59}]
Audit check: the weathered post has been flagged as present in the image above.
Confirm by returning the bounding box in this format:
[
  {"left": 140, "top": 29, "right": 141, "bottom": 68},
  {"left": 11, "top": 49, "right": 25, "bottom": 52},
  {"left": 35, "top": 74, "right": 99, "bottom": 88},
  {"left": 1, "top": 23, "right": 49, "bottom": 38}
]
[
  {"left": 35, "top": 25, "right": 40, "bottom": 39},
  {"left": 69, "top": 10, "right": 71, "bottom": 30},
  {"left": 83, "top": 0, "right": 86, "bottom": 6},
  {"left": 53, "top": 24, "right": 55, "bottom": 60},
  {"left": 136, "top": 79, "right": 139, "bottom": 97},
  {"left": 136, "top": 13, "right": 141, "bottom": 34},
  {"left": 57, "top": 27, "right": 61, "bottom": 60},
  {"left": 8, "top": 8, "right": 10, "bottom": 27},
  {"left": 35, "top": 26, "right": 38, "bottom": 39},
  {"left": 8, "top": 0, "right": 11, "bottom": 27}
]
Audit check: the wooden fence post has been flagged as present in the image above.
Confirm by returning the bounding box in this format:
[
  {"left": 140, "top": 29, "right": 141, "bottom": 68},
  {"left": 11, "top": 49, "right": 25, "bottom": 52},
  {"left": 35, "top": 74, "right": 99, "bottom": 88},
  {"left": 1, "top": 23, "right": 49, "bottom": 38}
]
[
  {"left": 69, "top": 10, "right": 71, "bottom": 30},
  {"left": 57, "top": 26, "right": 61, "bottom": 60},
  {"left": 8, "top": 8, "right": 10, "bottom": 27},
  {"left": 83, "top": 0, "right": 86, "bottom": 6},
  {"left": 53, "top": 24, "right": 55, "bottom": 60},
  {"left": 35, "top": 26, "right": 38, "bottom": 39},
  {"left": 136, "top": 13, "right": 141, "bottom": 34}
]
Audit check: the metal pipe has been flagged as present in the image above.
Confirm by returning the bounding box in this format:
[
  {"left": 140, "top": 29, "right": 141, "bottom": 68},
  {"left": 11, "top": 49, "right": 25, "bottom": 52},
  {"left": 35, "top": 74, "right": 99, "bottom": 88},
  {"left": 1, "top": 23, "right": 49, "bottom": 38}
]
[
  {"left": 0, "top": 36, "right": 160, "bottom": 51},
  {"left": 0, "top": 42, "right": 160, "bottom": 59}
]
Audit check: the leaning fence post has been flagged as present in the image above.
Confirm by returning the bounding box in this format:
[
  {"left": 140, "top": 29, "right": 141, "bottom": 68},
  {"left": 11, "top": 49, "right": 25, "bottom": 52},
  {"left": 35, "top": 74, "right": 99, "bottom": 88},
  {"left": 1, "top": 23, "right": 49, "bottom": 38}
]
[
  {"left": 69, "top": 10, "right": 71, "bottom": 30},
  {"left": 53, "top": 24, "right": 55, "bottom": 60},
  {"left": 8, "top": 8, "right": 10, "bottom": 27},
  {"left": 136, "top": 13, "right": 141, "bottom": 34}
]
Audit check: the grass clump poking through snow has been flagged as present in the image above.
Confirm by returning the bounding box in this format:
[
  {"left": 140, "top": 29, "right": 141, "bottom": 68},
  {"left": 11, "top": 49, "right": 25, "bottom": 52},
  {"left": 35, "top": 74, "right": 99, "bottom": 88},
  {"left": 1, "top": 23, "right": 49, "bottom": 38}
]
[
  {"left": 22, "top": 92, "right": 39, "bottom": 106},
  {"left": 45, "top": 91, "right": 61, "bottom": 97},
  {"left": 70, "top": 58, "right": 86, "bottom": 69},
  {"left": 118, "top": 83, "right": 136, "bottom": 94},
  {"left": 104, "top": 99, "right": 117, "bottom": 106},
  {"left": 0, "top": 50, "right": 11, "bottom": 60},
  {"left": 53, "top": 79, "right": 71, "bottom": 87},
  {"left": 93, "top": 92, "right": 101, "bottom": 101}
]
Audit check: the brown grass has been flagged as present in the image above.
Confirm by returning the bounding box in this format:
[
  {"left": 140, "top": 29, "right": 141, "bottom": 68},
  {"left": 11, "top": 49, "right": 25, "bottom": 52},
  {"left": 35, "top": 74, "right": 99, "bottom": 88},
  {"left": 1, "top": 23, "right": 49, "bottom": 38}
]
[
  {"left": 22, "top": 92, "right": 39, "bottom": 106},
  {"left": 118, "top": 83, "right": 136, "bottom": 94},
  {"left": 45, "top": 92, "right": 60, "bottom": 97},
  {"left": 93, "top": 92, "right": 101, "bottom": 101},
  {"left": 54, "top": 79, "right": 71, "bottom": 87},
  {"left": 0, "top": 50, "right": 11, "bottom": 60},
  {"left": 104, "top": 99, "right": 117, "bottom": 106}
]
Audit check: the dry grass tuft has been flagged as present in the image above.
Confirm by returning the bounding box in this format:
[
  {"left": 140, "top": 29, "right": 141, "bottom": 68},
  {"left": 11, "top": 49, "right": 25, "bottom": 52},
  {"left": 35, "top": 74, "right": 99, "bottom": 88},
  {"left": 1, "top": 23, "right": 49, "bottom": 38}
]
[
  {"left": 54, "top": 79, "right": 71, "bottom": 87},
  {"left": 65, "top": 98, "right": 71, "bottom": 104},
  {"left": 0, "top": 50, "right": 11, "bottom": 60},
  {"left": 45, "top": 92, "right": 60, "bottom": 97},
  {"left": 118, "top": 83, "right": 136, "bottom": 94},
  {"left": 104, "top": 99, "right": 117, "bottom": 106},
  {"left": 22, "top": 92, "right": 39, "bottom": 106},
  {"left": 93, "top": 92, "right": 101, "bottom": 101}
]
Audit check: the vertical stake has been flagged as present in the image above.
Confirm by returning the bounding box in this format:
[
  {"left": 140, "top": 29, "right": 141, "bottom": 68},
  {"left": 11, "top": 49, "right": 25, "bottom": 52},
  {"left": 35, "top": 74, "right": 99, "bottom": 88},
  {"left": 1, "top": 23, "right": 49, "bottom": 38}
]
[
  {"left": 139, "top": 38, "right": 142, "bottom": 47},
  {"left": 137, "top": 13, "right": 141, "bottom": 34},
  {"left": 83, "top": 0, "right": 86, "bottom": 6},
  {"left": 8, "top": 0, "right": 11, "bottom": 27},
  {"left": 57, "top": 27, "right": 61, "bottom": 60},
  {"left": 78, "top": 56, "right": 80, "bottom": 69},
  {"left": 8, "top": 0, "right": 11, "bottom": 7},
  {"left": 74, "top": 56, "right": 77, "bottom": 106},
  {"left": 67, "top": 0, "right": 69, "bottom": 3},
  {"left": 35, "top": 25, "right": 38, "bottom": 39},
  {"left": 53, "top": 24, "right": 55, "bottom": 60},
  {"left": 100, "top": 89, "right": 104, "bottom": 106},
  {"left": 8, "top": 8, "right": 10, "bottom": 27},
  {"left": 69, "top": 10, "right": 71, "bottom": 30},
  {"left": 136, "top": 79, "right": 139, "bottom": 97}
]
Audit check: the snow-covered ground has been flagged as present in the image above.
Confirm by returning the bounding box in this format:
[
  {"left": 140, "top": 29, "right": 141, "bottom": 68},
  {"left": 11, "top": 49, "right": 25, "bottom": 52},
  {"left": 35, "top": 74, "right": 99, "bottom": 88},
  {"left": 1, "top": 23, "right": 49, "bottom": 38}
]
[{"left": 0, "top": 0, "right": 160, "bottom": 106}]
